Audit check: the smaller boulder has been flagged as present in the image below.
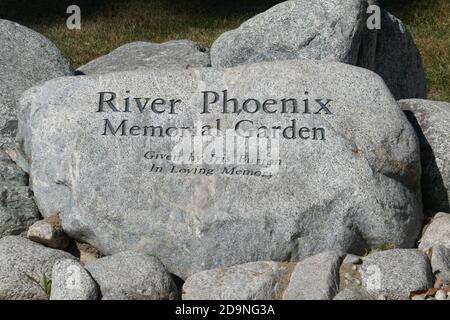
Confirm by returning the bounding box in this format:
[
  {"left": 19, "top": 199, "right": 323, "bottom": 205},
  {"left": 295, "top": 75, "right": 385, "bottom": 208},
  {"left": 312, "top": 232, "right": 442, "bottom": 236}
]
[
  {"left": 360, "top": 249, "right": 434, "bottom": 298},
  {"left": 419, "top": 213, "right": 450, "bottom": 250},
  {"left": 399, "top": 99, "right": 450, "bottom": 213},
  {"left": 27, "top": 215, "right": 69, "bottom": 249},
  {"left": 283, "top": 251, "right": 344, "bottom": 300},
  {"left": 0, "top": 186, "right": 39, "bottom": 237},
  {"left": 85, "top": 251, "right": 178, "bottom": 300},
  {"left": 430, "top": 245, "right": 450, "bottom": 283},
  {"left": 182, "top": 261, "right": 291, "bottom": 300},
  {"left": 435, "top": 289, "right": 447, "bottom": 300},
  {"left": 77, "top": 40, "right": 210, "bottom": 75},
  {"left": 210, "top": 0, "right": 426, "bottom": 100},
  {"left": 0, "top": 19, "right": 73, "bottom": 150},
  {"left": 50, "top": 259, "right": 98, "bottom": 300}
]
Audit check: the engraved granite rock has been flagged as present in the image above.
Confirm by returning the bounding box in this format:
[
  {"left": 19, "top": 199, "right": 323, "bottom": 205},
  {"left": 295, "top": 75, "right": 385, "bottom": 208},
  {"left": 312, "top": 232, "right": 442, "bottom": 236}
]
[{"left": 16, "top": 59, "right": 422, "bottom": 279}]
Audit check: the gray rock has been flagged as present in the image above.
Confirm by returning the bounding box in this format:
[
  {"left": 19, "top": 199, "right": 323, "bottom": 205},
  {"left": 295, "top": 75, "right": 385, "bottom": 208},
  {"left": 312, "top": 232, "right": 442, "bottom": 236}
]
[
  {"left": 430, "top": 245, "right": 450, "bottom": 283},
  {"left": 374, "top": 10, "right": 427, "bottom": 100},
  {"left": 419, "top": 213, "right": 450, "bottom": 250},
  {"left": 0, "top": 186, "right": 39, "bottom": 237},
  {"left": 85, "top": 251, "right": 178, "bottom": 300},
  {"left": 0, "top": 151, "right": 39, "bottom": 237},
  {"left": 50, "top": 259, "right": 98, "bottom": 300},
  {"left": 435, "top": 289, "right": 447, "bottom": 300},
  {"left": 333, "top": 287, "right": 376, "bottom": 300},
  {"left": 399, "top": 99, "right": 450, "bottom": 213},
  {"left": 0, "top": 150, "right": 27, "bottom": 186},
  {"left": 211, "top": 0, "right": 367, "bottom": 67},
  {"left": 211, "top": 0, "right": 426, "bottom": 100},
  {"left": 182, "top": 261, "right": 289, "bottom": 300},
  {"left": 283, "top": 250, "right": 343, "bottom": 300},
  {"left": 16, "top": 59, "right": 423, "bottom": 279},
  {"left": 0, "top": 19, "right": 73, "bottom": 150},
  {"left": 0, "top": 80, "right": 18, "bottom": 149},
  {"left": 0, "top": 236, "right": 76, "bottom": 299},
  {"left": 78, "top": 40, "right": 210, "bottom": 75},
  {"left": 27, "top": 216, "right": 70, "bottom": 249},
  {"left": 360, "top": 249, "right": 434, "bottom": 298}
]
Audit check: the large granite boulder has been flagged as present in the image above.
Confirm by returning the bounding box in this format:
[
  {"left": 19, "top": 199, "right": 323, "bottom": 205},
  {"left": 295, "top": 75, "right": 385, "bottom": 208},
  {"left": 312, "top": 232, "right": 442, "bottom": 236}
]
[
  {"left": 210, "top": 0, "right": 426, "bottom": 100},
  {"left": 16, "top": 59, "right": 422, "bottom": 279},
  {"left": 78, "top": 40, "right": 210, "bottom": 75},
  {"left": 0, "top": 151, "right": 39, "bottom": 237},
  {"left": 0, "top": 19, "right": 73, "bottom": 150},
  {"left": 0, "top": 236, "right": 76, "bottom": 300},
  {"left": 399, "top": 99, "right": 450, "bottom": 213}
]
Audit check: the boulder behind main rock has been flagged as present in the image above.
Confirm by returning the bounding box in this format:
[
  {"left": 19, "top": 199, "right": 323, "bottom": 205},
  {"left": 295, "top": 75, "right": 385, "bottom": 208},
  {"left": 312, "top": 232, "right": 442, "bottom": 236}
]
[
  {"left": 211, "top": 0, "right": 426, "bottom": 100},
  {"left": 16, "top": 59, "right": 422, "bottom": 279},
  {"left": 0, "top": 19, "right": 73, "bottom": 150},
  {"left": 77, "top": 40, "right": 210, "bottom": 75},
  {"left": 399, "top": 99, "right": 450, "bottom": 213}
]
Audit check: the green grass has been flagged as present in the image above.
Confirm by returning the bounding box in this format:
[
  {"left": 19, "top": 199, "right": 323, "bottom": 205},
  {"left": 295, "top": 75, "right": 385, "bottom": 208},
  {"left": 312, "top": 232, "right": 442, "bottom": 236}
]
[
  {"left": 1, "top": 0, "right": 448, "bottom": 101},
  {"left": 24, "top": 273, "right": 52, "bottom": 298}
]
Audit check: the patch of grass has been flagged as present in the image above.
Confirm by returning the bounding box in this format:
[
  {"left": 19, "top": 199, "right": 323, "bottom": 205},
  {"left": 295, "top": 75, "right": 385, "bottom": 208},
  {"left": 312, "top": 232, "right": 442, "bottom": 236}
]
[
  {"left": 0, "top": 0, "right": 448, "bottom": 100},
  {"left": 24, "top": 273, "right": 52, "bottom": 298},
  {"left": 0, "top": 0, "right": 280, "bottom": 67}
]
